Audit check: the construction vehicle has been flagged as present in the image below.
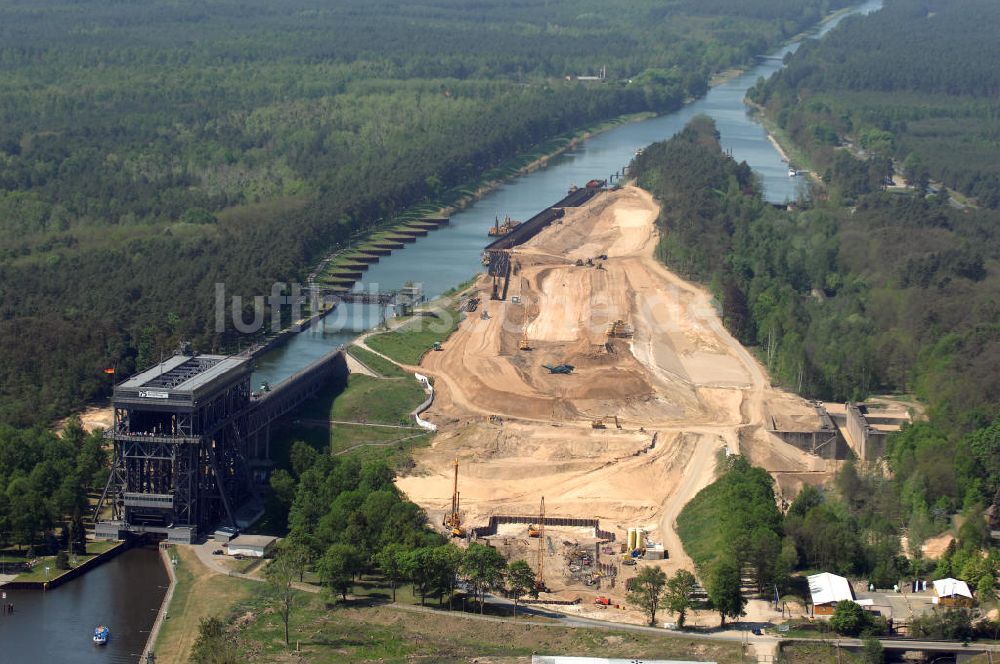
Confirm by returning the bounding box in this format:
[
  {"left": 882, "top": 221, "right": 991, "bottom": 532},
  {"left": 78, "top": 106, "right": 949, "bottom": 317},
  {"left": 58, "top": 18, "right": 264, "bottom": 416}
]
[
  {"left": 488, "top": 215, "right": 521, "bottom": 237},
  {"left": 606, "top": 320, "right": 633, "bottom": 339},
  {"left": 574, "top": 258, "right": 584, "bottom": 267},
  {"left": 543, "top": 363, "right": 575, "bottom": 374},
  {"left": 594, "top": 596, "right": 611, "bottom": 606},
  {"left": 443, "top": 458, "right": 465, "bottom": 537},
  {"left": 586, "top": 179, "right": 606, "bottom": 189},
  {"left": 519, "top": 332, "right": 531, "bottom": 351},
  {"left": 590, "top": 416, "right": 621, "bottom": 430},
  {"left": 487, "top": 414, "right": 503, "bottom": 425},
  {"left": 528, "top": 524, "right": 541, "bottom": 538},
  {"left": 432, "top": 341, "right": 443, "bottom": 351}
]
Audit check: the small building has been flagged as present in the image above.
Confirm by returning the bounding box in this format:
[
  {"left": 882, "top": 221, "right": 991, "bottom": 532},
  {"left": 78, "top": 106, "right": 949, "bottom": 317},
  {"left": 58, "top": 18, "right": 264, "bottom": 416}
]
[
  {"left": 227, "top": 535, "right": 278, "bottom": 558},
  {"left": 932, "top": 578, "right": 973, "bottom": 607},
  {"left": 809, "top": 572, "right": 855, "bottom": 615}
]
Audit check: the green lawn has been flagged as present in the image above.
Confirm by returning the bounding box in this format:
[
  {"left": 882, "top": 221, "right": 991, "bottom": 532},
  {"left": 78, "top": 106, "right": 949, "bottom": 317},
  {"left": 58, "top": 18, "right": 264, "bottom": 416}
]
[
  {"left": 270, "top": 372, "right": 431, "bottom": 469},
  {"left": 366, "top": 309, "right": 463, "bottom": 365},
  {"left": 13, "top": 540, "right": 122, "bottom": 582},
  {"left": 347, "top": 345, "right": 410, "bottom": 378},
  {"left": 229, "top": 591, "right": 744, "bottom": 664}
]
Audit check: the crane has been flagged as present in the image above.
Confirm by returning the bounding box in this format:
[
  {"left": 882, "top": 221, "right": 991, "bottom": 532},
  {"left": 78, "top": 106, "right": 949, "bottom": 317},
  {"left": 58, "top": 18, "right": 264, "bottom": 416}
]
[
  {"left": 535, "top": 496, "right": 546, "bottom": 591},
  {"left": 444, "top": 458, "right": 464, "bottom": 537}
]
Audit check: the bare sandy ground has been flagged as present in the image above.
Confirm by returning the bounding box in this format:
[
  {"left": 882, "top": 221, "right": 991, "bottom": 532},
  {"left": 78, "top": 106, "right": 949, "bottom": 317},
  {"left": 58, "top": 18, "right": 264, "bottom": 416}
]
[
  {"left": 395, "top": 186, "right": 828, "bottom": 607},
  {"left": 56, "top": 404, "right": 113, "bottom": 433}
]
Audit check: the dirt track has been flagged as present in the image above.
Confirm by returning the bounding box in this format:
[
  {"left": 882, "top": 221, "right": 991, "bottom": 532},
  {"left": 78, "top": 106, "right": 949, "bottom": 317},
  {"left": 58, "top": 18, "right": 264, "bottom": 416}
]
[{"left": 396, "top": 186, "right": 827, "bottom": 595}]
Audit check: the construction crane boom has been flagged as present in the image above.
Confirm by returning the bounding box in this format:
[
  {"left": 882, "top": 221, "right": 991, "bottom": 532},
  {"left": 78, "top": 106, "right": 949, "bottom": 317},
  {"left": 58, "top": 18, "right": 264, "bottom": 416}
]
[
  {"left": 536, "top": 496, "right": 546, "bottom": 591},
  {"left": 444, "top": 458, "right": 464, "bottom": 537}
]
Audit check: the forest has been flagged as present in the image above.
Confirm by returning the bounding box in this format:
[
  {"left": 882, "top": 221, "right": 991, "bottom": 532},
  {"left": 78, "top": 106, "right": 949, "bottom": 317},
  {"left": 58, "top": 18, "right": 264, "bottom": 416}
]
[
  {"left": 0, "top": 0, "right": 855, "bottom": 427},
  {"left": 747, "top": 0, "right": 1000, "bottom": 206},
  {"left": 636, "top": 117, "right": 999, "bottom": 597}
]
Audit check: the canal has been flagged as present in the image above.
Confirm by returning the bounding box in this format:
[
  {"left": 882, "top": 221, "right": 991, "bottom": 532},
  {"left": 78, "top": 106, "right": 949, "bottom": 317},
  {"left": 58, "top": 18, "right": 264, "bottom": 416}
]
[
  {"left": 0, "top": 545, "right": 168, "bottom": 663},
  {"left": 253, "top": 0, "right": 883, "bottom": 388},
  {"left": 1, "top": 3, "right": 882, "bottom": 661}
]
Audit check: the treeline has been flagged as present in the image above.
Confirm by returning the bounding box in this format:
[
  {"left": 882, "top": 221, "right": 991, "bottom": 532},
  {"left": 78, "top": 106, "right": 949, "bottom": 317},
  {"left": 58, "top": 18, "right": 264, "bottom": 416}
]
[
  {"left": 748, "top": 0, "right": 1000, "bottom": 207},
  {"left": 679, "top": 456, "right": 999, "bottom": 632},
  {"left": 0, "top": 0, "right": 852, "bottom": 426},
  {"left": 636, "top": 118, "right": 999, "bottom": 587},
  {"left": 0, "top": 417, "right": 106, "bottom": 554}
]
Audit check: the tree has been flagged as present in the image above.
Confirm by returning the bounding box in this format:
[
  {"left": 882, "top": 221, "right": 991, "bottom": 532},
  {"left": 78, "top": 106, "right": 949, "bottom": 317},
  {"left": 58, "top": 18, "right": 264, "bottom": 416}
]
[
  {"left": 628, "top": 566, "right": 669, "bottom": 626},
  {"left": 374, "top": 543, "right": 409, "bottom": 602},
  {"left": 861, "top": 637, "right": 884, "bottom": 664},
  {"left": 264, "top": 548, "right": 307, "bottom": 646},
  {"left": 317, "top": 543, "right": 361, "bottom": 602},
  {"left": 663, "top": 569, "right": 698, "bottom": 627},
  {"left": 403, "top": 545, "right": 459, "bottom": 607},
  {"left": 830, "top": 600, "right": 871, "bottom": 637},
  {"left": 461, "top": 542, "right": 507, "bottom": 614},
  {"left": 505, "top": 559, "right": 538, "bottom": 618},
  {"left": 706, "top": 556, "right": 746, "bottom": 626}
]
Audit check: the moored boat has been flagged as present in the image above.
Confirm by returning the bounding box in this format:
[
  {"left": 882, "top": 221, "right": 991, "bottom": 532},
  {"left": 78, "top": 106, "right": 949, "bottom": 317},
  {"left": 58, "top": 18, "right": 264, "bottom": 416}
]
[{"left": 93, "top": 625, "right": 109, "bottom": 645}]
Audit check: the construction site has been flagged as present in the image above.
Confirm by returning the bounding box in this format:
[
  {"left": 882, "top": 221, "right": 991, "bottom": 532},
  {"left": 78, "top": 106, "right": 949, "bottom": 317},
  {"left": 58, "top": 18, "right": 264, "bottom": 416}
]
[{"left": 394, "top": 185, "right": 848, "bottom": 623}]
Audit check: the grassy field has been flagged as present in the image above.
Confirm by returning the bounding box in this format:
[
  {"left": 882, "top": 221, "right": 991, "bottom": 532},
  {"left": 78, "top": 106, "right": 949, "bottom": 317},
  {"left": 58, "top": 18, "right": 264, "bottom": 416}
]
[
  {"left": 230, "top": 593, "right": 744, "bottom": 664},
  {"left": 154, "top": 546, "right": 256, "bottom": 664},
  {"left": 347, "top": 345, "right": 410, "bottom": 378},
  {"left": 13, "top": 539, "right": 121, "bottom": 582},
  {"left": 366, "top": 309, "right": 463, "bottom": 365},
  {"left": 780, "top": 642, "right": 864, "bottom": 664}
]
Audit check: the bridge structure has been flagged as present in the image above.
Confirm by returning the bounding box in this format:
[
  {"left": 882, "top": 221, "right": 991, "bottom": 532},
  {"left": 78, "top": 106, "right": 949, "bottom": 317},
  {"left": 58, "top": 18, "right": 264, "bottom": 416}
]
[{"left": 94, "top": 348, "right": 347, "bottom": 543}]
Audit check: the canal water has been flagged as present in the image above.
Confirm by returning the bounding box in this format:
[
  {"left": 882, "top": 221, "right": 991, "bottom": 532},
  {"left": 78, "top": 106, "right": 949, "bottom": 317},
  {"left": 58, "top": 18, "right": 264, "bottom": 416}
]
[
  {"left": 0, "top": 545, "right": 168, "bottom": 663},
  {"left": 253, "top": 0, "right": 883, "bottom": 388}
]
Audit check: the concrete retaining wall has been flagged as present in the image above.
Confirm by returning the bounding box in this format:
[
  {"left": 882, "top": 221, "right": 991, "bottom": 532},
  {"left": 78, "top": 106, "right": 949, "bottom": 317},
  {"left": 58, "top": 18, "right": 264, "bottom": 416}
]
[
  {"left": 0, "top": 540, "right": 128, "bottom": 591},
  {"left": 472, "top": 516, "right": 616, "bottom": 541}
]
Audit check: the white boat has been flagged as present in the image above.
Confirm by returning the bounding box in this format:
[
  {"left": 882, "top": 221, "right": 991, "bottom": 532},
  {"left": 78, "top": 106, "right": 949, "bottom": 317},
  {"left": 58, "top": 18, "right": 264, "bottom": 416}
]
[
  {"left": 93, "top": 625, "right": 109, "bottom": 645},
  {"left": 788, "top": 168, "right": 798, "bottom": 177}
]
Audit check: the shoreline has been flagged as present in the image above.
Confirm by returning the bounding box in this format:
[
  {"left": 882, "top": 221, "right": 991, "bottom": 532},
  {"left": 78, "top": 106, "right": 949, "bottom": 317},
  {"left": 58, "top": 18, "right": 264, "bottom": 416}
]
[{"left": 141, "top": 544, "right": 177, "bottom": 664}]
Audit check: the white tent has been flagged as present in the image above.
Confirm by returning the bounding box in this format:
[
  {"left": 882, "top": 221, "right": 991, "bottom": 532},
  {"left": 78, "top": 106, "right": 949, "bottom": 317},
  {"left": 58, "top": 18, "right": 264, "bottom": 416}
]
[
  {"left": 933, "top": 578, "right": 972, "bottom": 599},
  {"left": 808, "top": 572, "right": 854, "bottom": 606}
]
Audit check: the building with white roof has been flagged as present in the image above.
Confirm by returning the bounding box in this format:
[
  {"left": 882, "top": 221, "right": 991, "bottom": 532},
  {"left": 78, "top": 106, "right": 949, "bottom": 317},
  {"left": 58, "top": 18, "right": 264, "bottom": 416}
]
[
  {"left": 932, "top": 578, "right": 973, "bottom": 606},
  {"left": 808, "top": 572, "right": 855, "bottom": 615}
]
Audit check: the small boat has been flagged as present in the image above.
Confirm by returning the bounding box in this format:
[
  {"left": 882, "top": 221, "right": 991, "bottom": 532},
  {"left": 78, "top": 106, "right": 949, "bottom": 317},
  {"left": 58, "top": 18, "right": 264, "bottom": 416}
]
[
  {"left": 93, "top": 625, "right": 109, "bottom": 645},
  {"left": 788, "top": 167, "right": 798, "bottom": 177}
]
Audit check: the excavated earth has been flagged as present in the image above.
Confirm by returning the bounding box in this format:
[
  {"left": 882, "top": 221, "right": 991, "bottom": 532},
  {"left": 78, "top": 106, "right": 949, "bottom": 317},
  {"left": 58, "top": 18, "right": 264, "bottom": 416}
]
[{"left": 396, "top": 186, "right": 830, "bottom": 604}]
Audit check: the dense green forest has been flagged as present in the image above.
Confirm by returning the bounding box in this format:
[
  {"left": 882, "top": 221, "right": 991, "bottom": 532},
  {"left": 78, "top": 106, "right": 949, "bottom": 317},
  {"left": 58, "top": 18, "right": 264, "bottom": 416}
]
[
  {"left": 636, "top": 118, "right": 999, "bottom": 590},
  {"left": 0, "top": 0, "right": 854, "bottom": 426},
  {"left": 748, "top": 0, "right": 1000, "bottom": 207},
  {"left": 0, "top": 417, "right": 106, "bottom": 553}
]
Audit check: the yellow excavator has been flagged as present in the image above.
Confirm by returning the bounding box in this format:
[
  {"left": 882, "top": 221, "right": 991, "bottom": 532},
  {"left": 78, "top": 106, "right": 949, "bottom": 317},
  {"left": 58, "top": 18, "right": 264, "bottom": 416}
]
[
  {"left": 591, "top": 415, "right": 622, "bottom": 429},
  {"left": 519, "top": 331, "right": 531, "bottom": 351},
  {"left": 444, "top": 458, "right": 465, "bottom": 537}
]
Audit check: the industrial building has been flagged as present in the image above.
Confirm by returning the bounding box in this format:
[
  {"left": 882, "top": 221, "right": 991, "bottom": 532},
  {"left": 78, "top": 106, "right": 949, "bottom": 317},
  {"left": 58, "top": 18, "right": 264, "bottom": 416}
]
[
  {"left": 227, "top": 534, "right": 279, "bottom": 558},
  {"left": 94, "top": 348, "right": 347, "bottom": 543}
]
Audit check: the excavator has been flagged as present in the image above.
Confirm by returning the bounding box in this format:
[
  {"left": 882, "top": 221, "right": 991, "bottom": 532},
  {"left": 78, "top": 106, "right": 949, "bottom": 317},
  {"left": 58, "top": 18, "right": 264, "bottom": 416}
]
[
  {"left": 591, "top": 415, "right": 622, "bottom": 430},
  {"left": 519, "top": 331, "right": 531, "bottom": 351},
  {"left": 443, "top": 458, "right": 465, "bottom": 538}
]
